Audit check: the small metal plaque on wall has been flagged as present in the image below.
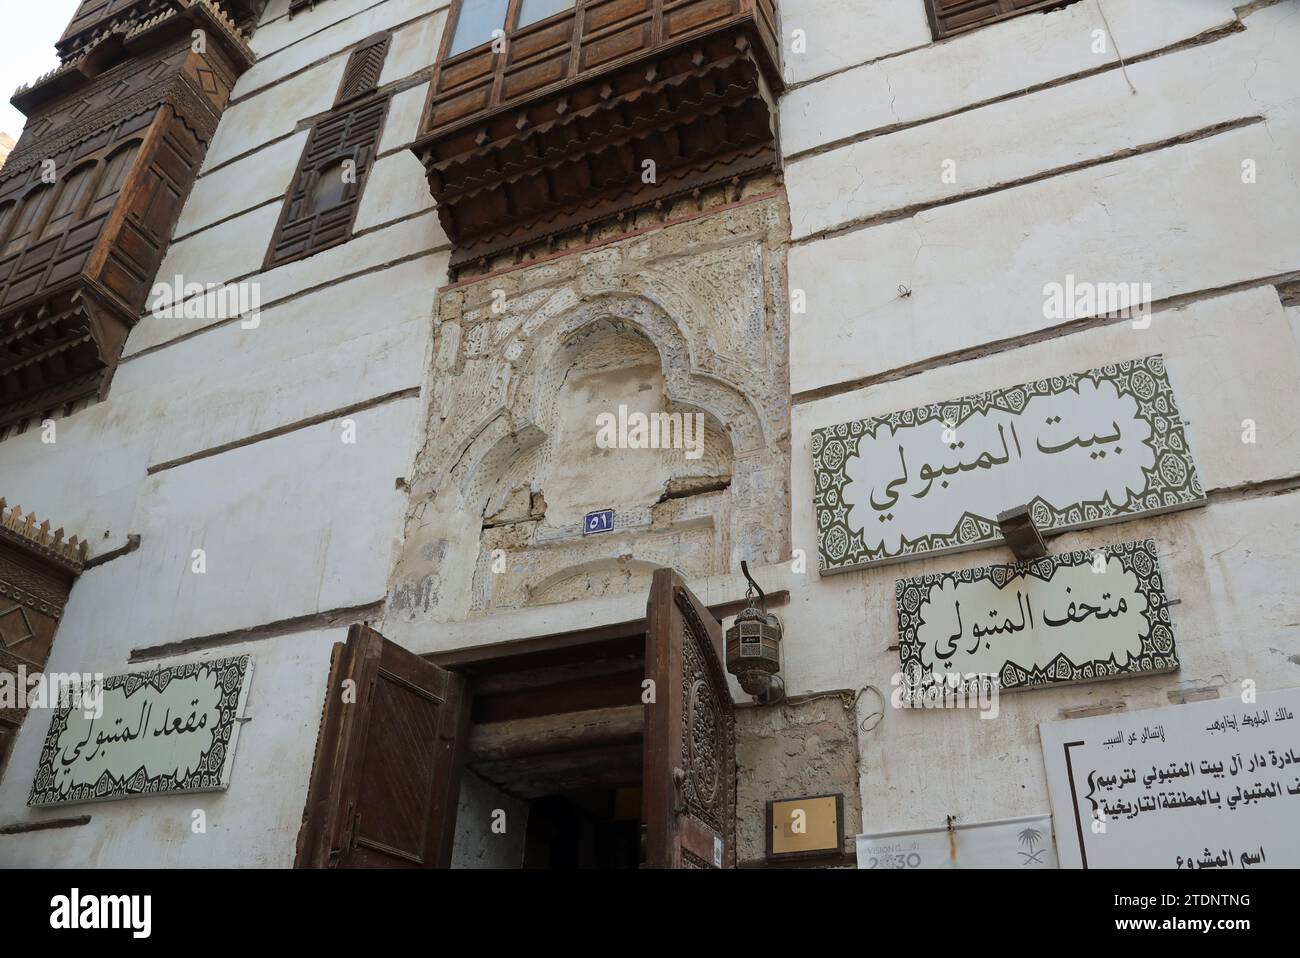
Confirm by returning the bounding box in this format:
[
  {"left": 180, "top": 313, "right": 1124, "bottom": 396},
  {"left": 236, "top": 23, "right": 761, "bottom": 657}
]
[
  {"left": 766, "top": 793, "right": 845, "bottom": 862},
  {"left": 583, "top": 509, "right": 614, "bottom": 535},
  {"left": 28, "top": 655, "right": 253, "bottom": 807}
]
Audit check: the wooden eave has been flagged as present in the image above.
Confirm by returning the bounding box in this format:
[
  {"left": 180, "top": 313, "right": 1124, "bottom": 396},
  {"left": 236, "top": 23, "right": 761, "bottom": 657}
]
[
  {"left": 0, "top": 499, "right": 87, "bottom": 577},
  {"left": 14, "top": 1, "right": 255, "bottom": 118}
]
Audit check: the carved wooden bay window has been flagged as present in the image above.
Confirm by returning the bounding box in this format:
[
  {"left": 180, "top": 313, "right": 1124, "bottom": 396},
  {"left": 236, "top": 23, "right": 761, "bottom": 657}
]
[
  {"left": 925, "top": 0, "right": 1083, "bottom": 40},
  {"left": 0, "top": 1, "right": 254, "bottom": 431},
  {"left": 412, "top": 0, "right": 783, "bottom": 270}
]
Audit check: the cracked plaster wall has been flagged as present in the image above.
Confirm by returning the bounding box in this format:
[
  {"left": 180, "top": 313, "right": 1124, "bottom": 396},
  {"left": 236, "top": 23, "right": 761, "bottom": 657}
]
[
  {"left": 384, "top": 193, "right": 793, "bottom": 633},
  {"left": 736, "top": 696, "right": 864, "bottom": 865}
]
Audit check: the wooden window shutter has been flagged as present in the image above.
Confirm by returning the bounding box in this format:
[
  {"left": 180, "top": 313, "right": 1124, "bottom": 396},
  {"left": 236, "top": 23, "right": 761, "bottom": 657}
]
[
  {"left": 38, "top": 164, "right": 97, "bottom": 241},
  {"left": 925, "top": 0, "right": 1082, "bottom": 40},
  {"left": 264, "top": 96, "right": 388, "bottom": 269},
  {"left": 2, "top": 186, "right": 56, "bottom": 257},
  {"left": 295, "top": 624, "right": 471, "bottom": 868},
  {"left": 642, "top": 569, "right": 736, "bottom": 868},
  {"left": 87, "top": 141, "right": 142, "bottom": 218},
  {"left": 336, "top": 32, "right": 392, "bottom": 107}
]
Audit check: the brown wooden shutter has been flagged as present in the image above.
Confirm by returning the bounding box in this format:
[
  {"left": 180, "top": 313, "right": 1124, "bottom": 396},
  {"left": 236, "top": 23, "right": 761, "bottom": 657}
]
[
  {"left": 642, "top": 568, "right": 736, "bottom": 869},
  {"left": 37, "top": 164, "right": 96, "bottom": 241},
  {"left": 926, "top": 0, "right": 1081, "bottom": 40},
  {"left": 264, "top": 96, "right": 388, "bottom": 269},
  {"left": 336, "top": 33, "right": 392, "bottom": 107},
  {"left": 295, "top": 624, "right": 471, "bottom": 868}
]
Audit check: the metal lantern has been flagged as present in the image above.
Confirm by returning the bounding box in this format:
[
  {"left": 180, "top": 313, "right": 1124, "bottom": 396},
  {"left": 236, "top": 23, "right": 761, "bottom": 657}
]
[{"left": 726, "top": 562, "right": 785, "bottom": 703}]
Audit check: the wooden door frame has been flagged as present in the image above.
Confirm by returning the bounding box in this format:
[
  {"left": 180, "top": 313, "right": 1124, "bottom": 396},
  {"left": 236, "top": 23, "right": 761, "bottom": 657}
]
[
  {"left": 426, "top": 590, "right": 787, "bottom": 674},
  {"left": 424, "top": 587, "right": 787, "bottom": 865}
]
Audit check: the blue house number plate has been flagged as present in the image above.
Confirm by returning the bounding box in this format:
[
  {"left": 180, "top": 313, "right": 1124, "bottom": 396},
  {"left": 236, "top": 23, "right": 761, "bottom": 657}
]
[{"left": 584, "top": 510, "right": 614, "bottom": 535}]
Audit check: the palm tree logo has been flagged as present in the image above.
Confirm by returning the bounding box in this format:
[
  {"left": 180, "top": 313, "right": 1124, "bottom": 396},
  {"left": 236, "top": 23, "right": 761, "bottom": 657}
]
[{"left": 1017, "top": 827, "right": 1046, "bottom": 865}]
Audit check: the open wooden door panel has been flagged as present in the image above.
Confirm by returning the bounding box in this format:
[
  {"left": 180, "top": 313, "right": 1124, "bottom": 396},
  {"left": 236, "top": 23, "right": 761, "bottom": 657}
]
[
  {"left": 643, "top": 568, "right": 737, "bottom": 868},
  {"left": 295, "top": 624, "right": 470, "bottom": 868}
]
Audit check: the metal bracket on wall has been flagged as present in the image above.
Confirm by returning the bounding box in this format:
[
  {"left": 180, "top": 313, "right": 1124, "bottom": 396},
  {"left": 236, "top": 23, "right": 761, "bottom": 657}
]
[
  {"left": 83, "top": 533, "right": 141, "bottom": 570},
  {"left": 996, "top": 505, "right": 1048, "bottom": 562}
]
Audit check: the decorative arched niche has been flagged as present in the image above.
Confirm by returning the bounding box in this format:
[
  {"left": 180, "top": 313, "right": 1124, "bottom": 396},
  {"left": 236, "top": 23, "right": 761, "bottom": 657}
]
[{"left": 396, "top": 291, "right": 788, "bottom": 619}]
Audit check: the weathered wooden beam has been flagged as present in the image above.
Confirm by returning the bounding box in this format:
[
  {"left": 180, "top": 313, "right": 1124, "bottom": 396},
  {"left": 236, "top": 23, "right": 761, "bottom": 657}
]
[
  {"left": 471, "top": 670, "right": 645, "bottom": 724},
  {"left": 467, "top": 705, "right": 643, "bottom": 764},
  {"left": 470, "top": 652, "right": 643, "bottom": 695},
  {"left": 428, "top": 589, "right": 788, "bottom": 673},
  {"left": 470, "top": 743, "right": 644, "bottom": 801}
]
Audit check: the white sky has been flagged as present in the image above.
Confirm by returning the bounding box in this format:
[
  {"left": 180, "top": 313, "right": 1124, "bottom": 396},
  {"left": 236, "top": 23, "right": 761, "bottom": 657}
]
[{"left": 1, "top": 2, "right": 85, "bottom": 141}]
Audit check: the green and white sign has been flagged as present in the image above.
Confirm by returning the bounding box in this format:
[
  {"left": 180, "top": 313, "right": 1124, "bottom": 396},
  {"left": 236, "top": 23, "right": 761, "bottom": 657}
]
[
  {"left": 896, "top": 540, "right": 1178, "bottom": 692},
  {"left": 812, "top": 355, "right": 1203, "bottom": 573},
  {"left": 28, "top": 655, "right": 252, "bottom": 806},
  {"left": 857, "top": 814, "right": 1057, "bottom": 869}
]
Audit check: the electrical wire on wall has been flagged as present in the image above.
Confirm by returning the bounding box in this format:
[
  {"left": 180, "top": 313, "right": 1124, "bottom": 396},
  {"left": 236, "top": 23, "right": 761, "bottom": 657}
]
[
  {"left": 1096, "top": 0, "right": 1137, "bottom": 95},
  {"left": 783, "top": 685, "right": 885, "bottom": 734}
]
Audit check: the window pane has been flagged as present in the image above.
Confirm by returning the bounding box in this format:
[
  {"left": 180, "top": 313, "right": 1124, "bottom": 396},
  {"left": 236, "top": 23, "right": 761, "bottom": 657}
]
[
  {"left": 4, "top": 187, "right": 55, "bottom": 256},
  {"left": 88, "top": 142, "right": 141, "bottom": 218},
  {"left": 448, "top": 0, "right": 510, "bottom": 56},
  {"left": 312, "top": 159, "right": 350, "bottom": 213},
  {"left": 40, "top": 165, "right": 96, "bottom": 240},
  {"left": 517, "top": 0, "right": 574, "bottom": 28}
]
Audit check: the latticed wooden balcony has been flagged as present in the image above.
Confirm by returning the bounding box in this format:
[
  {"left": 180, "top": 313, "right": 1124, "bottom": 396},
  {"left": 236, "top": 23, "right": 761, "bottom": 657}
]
[
  {"left": 0, "top": 1, "right": 254, "bottom": 430},
  {"left": 412, "top": 0, "right": 783, "bottom": 269}
]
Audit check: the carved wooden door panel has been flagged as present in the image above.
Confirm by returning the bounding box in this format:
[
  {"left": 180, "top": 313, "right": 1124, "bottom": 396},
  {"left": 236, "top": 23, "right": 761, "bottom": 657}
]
[
  {"left": 295, "top": 624, "right": 470, "bottom": 868},
  {"left": 643, "top": 568, "right": 737, "bottom": 868}
]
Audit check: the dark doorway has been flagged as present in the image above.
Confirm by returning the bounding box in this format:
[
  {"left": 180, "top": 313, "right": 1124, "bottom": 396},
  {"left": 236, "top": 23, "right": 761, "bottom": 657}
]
[
  {"left": 446, "top": 629, "right": 647, "bottom": 868},
  {"left": 522, "top": 787, "right": 642, "bottom": 869}
]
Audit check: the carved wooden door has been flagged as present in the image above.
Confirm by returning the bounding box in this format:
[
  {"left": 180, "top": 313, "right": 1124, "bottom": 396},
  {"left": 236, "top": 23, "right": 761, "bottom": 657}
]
[
  {"left": 295, "top": 624, "right": 470, "bottom": 868},
  {"left": 642, "top": 568, "right": 737, "bottom": 868}
]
